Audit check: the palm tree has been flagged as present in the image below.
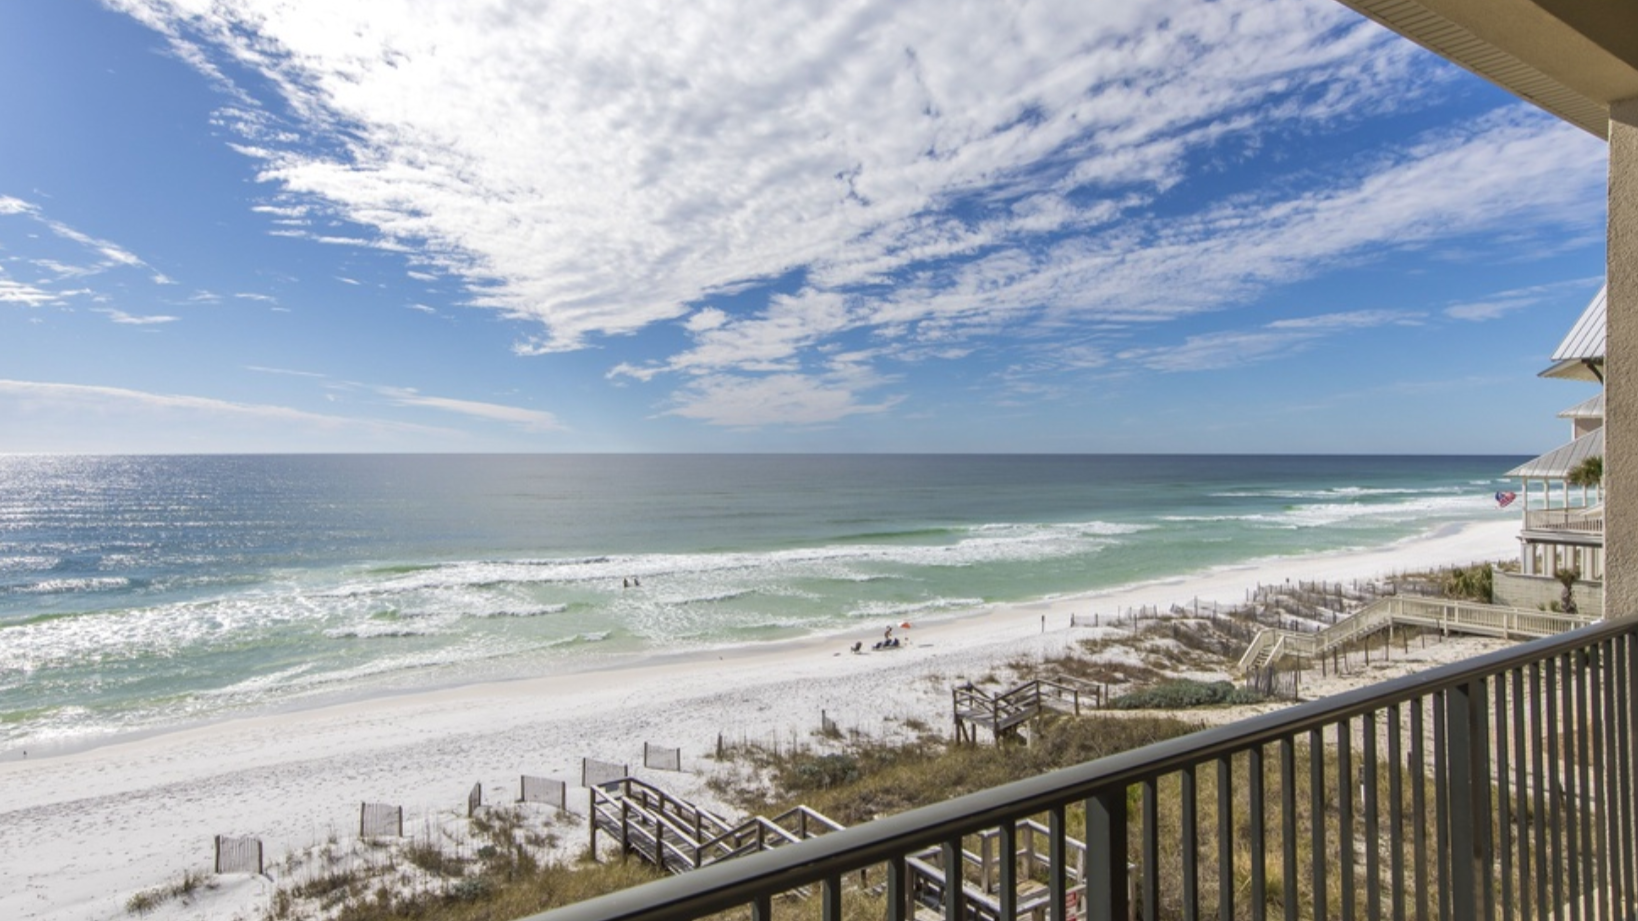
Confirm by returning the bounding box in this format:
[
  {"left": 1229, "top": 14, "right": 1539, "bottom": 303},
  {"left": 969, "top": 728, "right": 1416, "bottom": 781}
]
[
  {"left": 1567, "top": 455, "right": 1603, "bottom": 489},
  {"left": 1555, "top": 566, "right": 1580, "bottom": 614}
]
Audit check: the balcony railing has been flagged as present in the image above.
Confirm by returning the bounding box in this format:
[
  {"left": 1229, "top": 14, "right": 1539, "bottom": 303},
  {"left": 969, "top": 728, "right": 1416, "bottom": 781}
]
[
  {"left": 1524, "top": 508, "right": 1605, "bottom": 535},
  {"left": 534, "top": 617, "right": 1638, "bottom": 921}
]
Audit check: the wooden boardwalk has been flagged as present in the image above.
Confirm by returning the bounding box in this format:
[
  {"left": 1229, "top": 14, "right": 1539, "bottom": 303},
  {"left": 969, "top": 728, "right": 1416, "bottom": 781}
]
[
  {"left": 589, "top": 777, "right": 843, "bottom": 875},
  {"left": 589, "top": 776, "right": 1119, "bottom": 919},
  {"left": 1237, "top": 596, "right": 1596, "bottom": 673},
  {"left": 952, "top": 676, "right": 1102, "bottom": 745}
]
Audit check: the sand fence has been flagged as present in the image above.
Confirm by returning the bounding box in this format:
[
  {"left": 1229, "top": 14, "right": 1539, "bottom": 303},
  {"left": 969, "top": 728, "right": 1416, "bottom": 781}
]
[
  {"left": 521, "top": 774, "right": 568, "bottom": 808},
  {"left": 213, "top": 834, "right": 264, "bottom": 875},
  {"left": 642, "top": 742, "right": 682, "bottom": 771}
]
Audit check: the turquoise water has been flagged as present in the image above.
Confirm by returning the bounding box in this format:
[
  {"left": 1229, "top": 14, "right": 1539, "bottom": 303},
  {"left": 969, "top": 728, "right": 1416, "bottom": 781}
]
[{"left": 0, "top": 454, "right": 1521, "bottom": 750}]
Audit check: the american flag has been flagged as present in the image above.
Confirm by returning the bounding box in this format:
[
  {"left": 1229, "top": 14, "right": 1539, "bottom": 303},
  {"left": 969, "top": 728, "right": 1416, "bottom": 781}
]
[{"left": 1496, "top": 490, "right": 1518, "bottom": 508}]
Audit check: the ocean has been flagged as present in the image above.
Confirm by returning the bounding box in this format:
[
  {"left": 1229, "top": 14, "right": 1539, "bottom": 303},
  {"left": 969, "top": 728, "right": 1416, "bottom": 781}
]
[{"left": 0, "top": 454, "right": 1521, "bottom": 752}]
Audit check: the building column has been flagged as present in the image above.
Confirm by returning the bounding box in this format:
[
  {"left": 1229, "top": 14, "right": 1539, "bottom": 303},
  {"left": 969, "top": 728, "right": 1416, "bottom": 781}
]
[{"left": 1607, "top": 97, "right": 1638, "bottom": 619}]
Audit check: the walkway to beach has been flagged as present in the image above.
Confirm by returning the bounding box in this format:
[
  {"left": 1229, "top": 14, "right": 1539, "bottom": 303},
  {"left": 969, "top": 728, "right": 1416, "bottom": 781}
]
[
  {"left": 589, "top": 776, "right": 1101, "bottom": 918},
  {"left": 951, "top": 676, "right": 1103, "bottom": 744},
  {"left": 1237, "top": 595, "right": 1595, "bottom": 673}
]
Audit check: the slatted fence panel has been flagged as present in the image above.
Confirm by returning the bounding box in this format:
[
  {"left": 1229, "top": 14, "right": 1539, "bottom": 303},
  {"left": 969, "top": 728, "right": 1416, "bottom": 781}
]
[
  {"left": 520, "top": 774, "right": 567, "bottom": 809},
  {"left": 213, "top": 835, "right": 263, "bottom": 875},
  {"left": 360, "top": 802, "right": 403, "bottom": 838},
  {"left": 643, "top": 742, "right": 682, "bottom": 772},
  {"left": 581, "top": 758, "right": 627, "bottom": 789}
]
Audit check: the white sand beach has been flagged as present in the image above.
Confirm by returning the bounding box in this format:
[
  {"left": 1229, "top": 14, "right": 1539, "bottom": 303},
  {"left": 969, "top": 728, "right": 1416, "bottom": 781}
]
[{"left": 0, "top": 519, "right": 1522, "bottom": 921}]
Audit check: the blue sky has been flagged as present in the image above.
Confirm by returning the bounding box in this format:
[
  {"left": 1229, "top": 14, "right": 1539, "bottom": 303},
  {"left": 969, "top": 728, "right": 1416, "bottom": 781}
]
[{"left": 0, "top": 0, "right": 1609, "bottom": 454}]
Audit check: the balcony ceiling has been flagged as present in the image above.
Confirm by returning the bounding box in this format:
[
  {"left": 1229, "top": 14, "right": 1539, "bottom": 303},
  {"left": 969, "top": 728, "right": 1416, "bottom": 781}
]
[{"left": 1334, "top": 0, "right": 1638, "bottom": 136}]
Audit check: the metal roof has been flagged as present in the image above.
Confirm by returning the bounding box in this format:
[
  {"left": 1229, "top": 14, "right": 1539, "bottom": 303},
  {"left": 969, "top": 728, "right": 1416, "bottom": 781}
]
[
  {"left": 1551, "top": 285, "right": 1606, "bottom": 362},
  {"left": 1557, "top": 392, "right": 1604, "bottom": 419},
  {"left": 1539, "top": 285, "right": 1606, "bottom": 381},
  {"left": 1507, "top": 427, "right": 1604, "bottom": 479}
]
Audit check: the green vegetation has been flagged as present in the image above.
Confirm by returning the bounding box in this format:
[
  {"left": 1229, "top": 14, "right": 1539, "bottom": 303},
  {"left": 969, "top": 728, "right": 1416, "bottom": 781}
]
[
  {"left": 1107, "top": 678, "right": 1265, "bottom": 710},
  {"left": 1567, "top": 455, "right": 1602, "bottom": 488},
  {"left": 125, "top": 868, "right": 211, "bottom": 915},
  {"left": 1555, "top": 566, "right": 1582, "bottom": 614},
  {"left": 1440, "top": 562, "right": 1494, "bottom": 604},
  {"left": 724, "top": 713, "right": 1205, "bottom": 824},
  {"left": 252, "top": 805, "right": 662, "bottom": 921}
]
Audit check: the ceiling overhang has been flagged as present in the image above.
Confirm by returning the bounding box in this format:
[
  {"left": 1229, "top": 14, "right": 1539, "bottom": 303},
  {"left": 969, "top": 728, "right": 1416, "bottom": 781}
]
[{"left": 1333, "top": 0, "right": 1638, "bottom": 136}]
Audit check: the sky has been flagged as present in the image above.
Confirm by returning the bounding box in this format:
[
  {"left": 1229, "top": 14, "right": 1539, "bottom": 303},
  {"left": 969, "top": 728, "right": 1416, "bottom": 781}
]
[{"left": 0, "top": 0, "right": 1611, "bottom": 454}]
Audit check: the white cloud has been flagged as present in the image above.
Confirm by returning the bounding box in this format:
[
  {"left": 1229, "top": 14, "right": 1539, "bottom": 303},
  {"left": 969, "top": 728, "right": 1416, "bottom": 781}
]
[
  {"left": 95, "top": 308, "right": 180, "bottom": 325},
  {"left": 246, "top": 365, "right": 328, "bottom": 378},
  {"left": 1, "top": 195, "right": 170, "bottom": 306},
  {"left": 1443, "top": 278, "right": 1599, "bottom": 322},
  {"left": 1122, "top": 309, "right": 1424, "bottom": 372},
  {"left": 0, "top": 275, "right": 59, "bottom": 307},
  {"left": 106, "top": 0, "right": 1431, "bottom": 356},
  {"left": 239, "top": 366, "right": 564, "bottom": 430},
  {"left": 101, "top": 0, "right": 1606, "bottom": 424},
  {"left": 1121, "top": 329, "right": 1319, "bottom": 372},
  {"left": 684, "top": 307, "right": 728, "bottom": 333},
  {"left": 373, "top": 386, "right": 563, "bottom": 432},
  {"left": 665, "top": 372, "right": 902, "bottom": 427},
  {"left": 0, "top": 378, "right": 439, "bottom": 435},
  {"left": 1269, "top": 310, "right": 1422, "bottom": 330}
]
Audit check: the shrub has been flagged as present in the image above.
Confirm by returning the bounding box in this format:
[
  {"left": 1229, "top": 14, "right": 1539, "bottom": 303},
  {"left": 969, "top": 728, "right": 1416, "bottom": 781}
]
[
  {"left": 1441, "top": 563, "right": 1493, "bottom": 604},
  {"left": 787, "top": 753, "right": 861, "bottom": 791},
  {"left": 1108, "top": 679, "right": 1263, "bottom": 710}
]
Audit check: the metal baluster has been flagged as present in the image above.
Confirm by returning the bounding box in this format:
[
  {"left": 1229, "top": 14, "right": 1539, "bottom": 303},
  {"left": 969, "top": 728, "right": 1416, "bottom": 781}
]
[
  {"left": 1220, "top": 756, "right": 1234, "bottom": 921},
  {"left": 1511, "top": 667, "right": 1532, "bottom": 921},
  {"left": 1388, "top": 704, "right": 1406, "bottom": 921},
  {"left": 1619, "top": 635, "right": 1637, "bottom": 918},
  {"left": 1281, "top": 738, "right": 1298, "bottom": 921},
  {"left": 1340, "top": 718, "right": 1355, "bottom": 921},
  {"left": 1562, "top": 652, "right": 1581, "bottom": 921},
  {"left": 1574, "top": 649, "right": 1593, "bottom": 921},
  {"left": 1143, "top": 779, "right": 1159, "bottom": 921},
  {"left": 822, "top": 872, "right": 842, "bottom": 921},
  {"left": 1590, "top": 643, "right": 1609, "bottom": 921},
  {"left": 1410, "top": 702, "right": 1427, "bottom": 921},
  {"left": 1496, "top": 672, "right": 1513, "bottom": 921},
  {"left": 1051, "top": 804, "right": 1068, "bottom": 921},
  {"left": 1184, "top": 765, "right": 1200, "bottom": 921},
  {"left": 888, "top": 854, "right": 908, "bottom": 921},
  {"left": 1316, "top": 727, "right": 1330, "bottom": 917},
  {"left": 1251, "top": 745, "right": 1266, "bottom": 921},
  {"left": 944, "top": 836, "right": 963, "bottom": 921},
  {"left": 1363, "top": 711, "right": 1380, "bottom": 921},
  {"left": 1434, "top": 690, "right": 1450, "bottom": 921},
  {"left": 1533, "top": 652, "right": 1559, "bottom": 917}
]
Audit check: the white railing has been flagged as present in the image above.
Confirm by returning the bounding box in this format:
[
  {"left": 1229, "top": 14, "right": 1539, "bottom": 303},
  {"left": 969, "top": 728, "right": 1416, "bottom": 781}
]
[
  {"left": 1237, "top": 596, "right": 1596, "bottom": 672},
  {"left": 1523, "top": 507, "right": 1604, "bottom": 533}
]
